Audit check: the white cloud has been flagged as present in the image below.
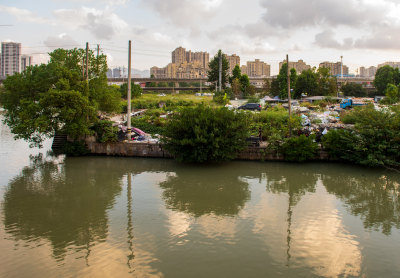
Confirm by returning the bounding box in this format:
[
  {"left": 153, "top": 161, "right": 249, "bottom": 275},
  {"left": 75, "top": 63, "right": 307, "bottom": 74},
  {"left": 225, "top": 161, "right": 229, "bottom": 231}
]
[
  {"left": 142, "top": 0, "right": 222, "bottom": 26},
  {"left": 0, "top": 5, "right": 49, "bottom": 24},
  {"left": 53, "top": 7, "right": 128, "bottom": 40}
]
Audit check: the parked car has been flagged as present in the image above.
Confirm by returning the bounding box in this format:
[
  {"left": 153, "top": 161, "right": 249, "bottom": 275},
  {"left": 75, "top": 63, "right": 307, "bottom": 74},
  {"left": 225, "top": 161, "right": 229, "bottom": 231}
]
[{"left": 238, "top": 103, "right": 262, "bottom": 111}]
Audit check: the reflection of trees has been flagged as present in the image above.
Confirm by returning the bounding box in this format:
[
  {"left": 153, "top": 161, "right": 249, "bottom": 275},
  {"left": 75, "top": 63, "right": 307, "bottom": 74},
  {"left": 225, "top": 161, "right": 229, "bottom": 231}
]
[
  {"left": 263, "top": 164, "right": 319, "bottom": 266},
  {"left": 2, "top": 155, "right": 123, "bottom": 260},
  {"left": 159, "top": 166, "right": 250, "bottom": 217},
  {"left": 322, "top": 169, "right": 400, "bottom": 235},
  {"left": 265, "top": 165, "right": 318, "bottom": 207}
]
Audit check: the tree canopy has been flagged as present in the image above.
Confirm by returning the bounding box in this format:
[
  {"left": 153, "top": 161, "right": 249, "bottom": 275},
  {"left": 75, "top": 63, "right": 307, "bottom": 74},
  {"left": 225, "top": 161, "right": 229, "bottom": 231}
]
[
  {"left": 341, "top": 83, "right": 367, "bottom": 97},
  {"left": 207, "top": 50, "right": 229, "bottom": 90},
  {"left": 374, "top": 65, "right": 400, "bottom": 94},
  {"left": 0, "top": 48, "right": 121, "bottom": 147},
  {"left": 272, "top": 65, "right": 338, "bottom": 99}
]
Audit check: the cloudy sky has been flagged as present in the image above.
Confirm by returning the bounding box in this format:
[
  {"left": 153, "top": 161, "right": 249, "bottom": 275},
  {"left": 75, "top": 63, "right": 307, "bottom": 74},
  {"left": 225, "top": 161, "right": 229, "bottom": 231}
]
[{"left": 1, "top": 0, "right": 400, "bottom": 75}]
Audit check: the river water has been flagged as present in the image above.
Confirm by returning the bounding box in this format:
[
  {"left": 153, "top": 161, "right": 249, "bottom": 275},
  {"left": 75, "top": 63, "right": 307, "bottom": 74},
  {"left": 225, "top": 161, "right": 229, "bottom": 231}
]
[{"left": 1, "top": 115, "right": 400, "bottom": 278}]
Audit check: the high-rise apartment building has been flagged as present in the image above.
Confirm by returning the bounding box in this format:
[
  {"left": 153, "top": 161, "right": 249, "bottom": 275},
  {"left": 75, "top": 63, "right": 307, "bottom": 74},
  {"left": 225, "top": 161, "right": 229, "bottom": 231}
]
[
  {"left": 152, "top": 47, "right": 210, "bottom": 78},
  {"left": 359, "top": 66, "right": 377, "bottom": 78},
  {"left": 279, "top": 59, "right": 311, "bottom": 74},
  {"left": 319, "top": 61, "right": 349, "bottom": 76},
  {"left": 245, "top": 59, "right": 270, "bottom": 77},
  {"left": 225, "top": 54, "right": 240, "bottom": 76},
  {"left": 20, "top": 55, "right": 32, "bottom": 72},
  {"left": 378, "top": 62, "right": 400, "bottom": 69},
  {"left": 1, "top": 42, "right": 21, "bottom": 77}
]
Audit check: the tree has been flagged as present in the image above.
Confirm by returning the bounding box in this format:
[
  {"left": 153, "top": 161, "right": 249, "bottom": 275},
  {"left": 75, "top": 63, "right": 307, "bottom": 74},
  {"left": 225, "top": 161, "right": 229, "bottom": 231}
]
[
  {"left": 317, "top": 67, "right": 337, "bottom": 96},
  {"left": 240, "top": 74, "right": 250, "bottom": 95},
  {"left": 232, "top": 78, "right": 241, "bottom": 98},
  {"left": 384, "top": 83, "right": 400, "bottom": 104},
  {"left": 341, "top": 82, "right": 367, "bottom": 97},
  {"left": 0, "top": 48, "right": 112, "bottom": 147},
  {"left": 374, "top": 65, "right": 400, "bottom": 94},
  {"left": 276, "top": 63, "right": 297, "bottom": 99},
  {"left": 119, "top": 82, "right": 143, "bottom": 98},
  {"left": 294, "top": 68, "right": 319, "bottom": 98},
  {"left": 229, "top": 64, "right": 241, "bottom": 84},
  {"left": 161, "top": 105, "right": 250, "bottom": 162},
  {"left": 207, "top": 50, "right": 229, "bottom": 90},
  {"left": 270, "top": 78, "right": 280, "bottom": 97}
]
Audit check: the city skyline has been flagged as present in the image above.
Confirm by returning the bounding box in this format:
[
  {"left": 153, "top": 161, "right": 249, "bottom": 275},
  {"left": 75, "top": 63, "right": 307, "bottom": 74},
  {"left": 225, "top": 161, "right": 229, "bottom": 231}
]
[{"left": 1, "top": 0, "right": 400, "bottom": 75}]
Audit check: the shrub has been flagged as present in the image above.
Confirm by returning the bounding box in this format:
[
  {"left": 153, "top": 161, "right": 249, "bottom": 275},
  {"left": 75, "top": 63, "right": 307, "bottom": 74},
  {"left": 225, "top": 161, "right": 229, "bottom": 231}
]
[
  {"left": 161, "top": 105, "right": 250, "bottom": 162},
  {"left": 281, "top": 135, "right": 318, "bottom": 162},
  {"left": 325, "top": 106, "right": 400, "bottom": 168},
  {"left": 322, "top": 129, "right": 360, "bottom": 161},
  {"left": 131, "top": 117, "right": 166, "bottom": 135},
  {"left": 251, "top": 106, "right": 301, "bottom": 152},
  {"left": 91, "top": 120, "right": 118, "bottom": 143}
]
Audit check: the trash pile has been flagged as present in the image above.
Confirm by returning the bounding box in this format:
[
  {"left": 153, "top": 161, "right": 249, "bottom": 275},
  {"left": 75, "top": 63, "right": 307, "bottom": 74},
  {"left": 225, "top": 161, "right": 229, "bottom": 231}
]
[{"left": 116, "top": 125, "right": 160, "bottom": 143}]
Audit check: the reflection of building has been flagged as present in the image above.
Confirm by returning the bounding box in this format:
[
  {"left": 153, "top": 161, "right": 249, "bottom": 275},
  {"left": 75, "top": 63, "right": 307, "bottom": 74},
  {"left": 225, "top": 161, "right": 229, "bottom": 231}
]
[
  {"left": 359, "top": 66, "right": 377, "bottom": 77},
  {"left": 225, "top": 54, "right": 240, "bottom": 76},
  {"left": 245, "top": 59, "right": 270, "bottom": 77},
  {"left": 1, "top": 42, "right": 21, "bottom": 77},
  {"left": 319, "top": 61, "right": 349, "bottom": 76},
  {"left": 279, "top": 59, "right": 311, "bottom": 74},
  {"left": 151, "top": 46, "right": 210, "bottom": 78},
  {"left": 20, "top": 55, "right": 32, "bottom": 72},
  {"left": 378, "top": 61, "right": 400, "bottom": 69}
]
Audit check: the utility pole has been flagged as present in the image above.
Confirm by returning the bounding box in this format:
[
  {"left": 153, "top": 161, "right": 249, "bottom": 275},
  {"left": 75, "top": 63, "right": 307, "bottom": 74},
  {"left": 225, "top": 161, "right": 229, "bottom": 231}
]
[
  {"left": 85, "top": 42, "right": 89, "bottom": 82},
  {"left": 127, "top": 40, "right": 132, "bottom": 141},
  {"left": 96, "top": 44, "right": 100, "bottom": 75},
  {"left": 287, "top": 54, "right": 292, "bottom": 137},
  {"left": 340, "top": 55, "right": 343, "bottom": 79},
  {"left": 218, "top": 52, "right": 222, "bottom": 92},
  {"left": 82, "top": 57, "right": 85, "bottom": 80}
]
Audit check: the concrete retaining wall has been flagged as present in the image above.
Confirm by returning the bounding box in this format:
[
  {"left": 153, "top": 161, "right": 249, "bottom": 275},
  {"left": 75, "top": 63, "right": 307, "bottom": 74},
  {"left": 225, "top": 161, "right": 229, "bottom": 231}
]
[{"left": 85, "top": 137, "right": 330, "bottom": 161}]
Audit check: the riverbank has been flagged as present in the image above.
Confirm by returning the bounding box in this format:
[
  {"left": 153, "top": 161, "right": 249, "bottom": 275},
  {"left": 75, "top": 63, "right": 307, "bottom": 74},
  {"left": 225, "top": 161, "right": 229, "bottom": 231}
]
[{"left": 84, "top": 137, "right": 329, "bottom": 161}]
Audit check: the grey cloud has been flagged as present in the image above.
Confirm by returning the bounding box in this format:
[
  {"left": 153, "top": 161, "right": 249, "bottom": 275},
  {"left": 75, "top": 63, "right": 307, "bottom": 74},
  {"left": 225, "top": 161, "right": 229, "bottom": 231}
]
[
  {"left": 142, "top": 0, "right": 219, "bottom": 26},
  {"left": 355, "top": 26, "right": 400, "bottom": 50},
  {"left": 44, "top": 34, "right": 79, "bottom": 49},
  {"left": 54, "top": 7, "right": 127, "bottom": 40},
  {"left": 259, "top": 0, "right": 387, "bottom": 29},
  {"left": 315, "top": 30, "right": 354, "bottom": 50}
]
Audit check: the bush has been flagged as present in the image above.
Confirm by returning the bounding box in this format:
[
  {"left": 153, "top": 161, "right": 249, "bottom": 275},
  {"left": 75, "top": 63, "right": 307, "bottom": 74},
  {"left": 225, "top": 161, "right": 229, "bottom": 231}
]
[
  {"left": 91, "top": 120, "right": 118, "bottom": 143},
  {"left": 250, "top": 106, "right": 301, "bottom": 152},
  {"left": 281, "top": 135, "right": 318, "bottom": 162},
  {"left": 325, "top": 106, "right": 400, "bottom": 168},
  {"left": 322, "top": 129, "right": 360, "bottom": 161},
  {"left": 162, "top": 105, "right": 250, "bottom": 162},
  {"left": 131, "top": 117, "right": 166, "bottom": 135}
]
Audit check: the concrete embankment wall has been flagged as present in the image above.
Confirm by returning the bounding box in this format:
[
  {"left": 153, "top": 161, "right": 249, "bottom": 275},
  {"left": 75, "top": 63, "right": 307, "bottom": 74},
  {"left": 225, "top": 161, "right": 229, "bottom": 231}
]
[{"left": 85, "top": 137, "right": 329, "bottom": 161}]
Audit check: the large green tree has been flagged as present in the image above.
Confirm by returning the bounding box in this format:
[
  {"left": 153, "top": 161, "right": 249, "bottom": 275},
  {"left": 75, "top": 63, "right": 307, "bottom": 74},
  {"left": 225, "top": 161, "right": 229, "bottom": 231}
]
[
  {"left": 374, "top": 65, "right": 400, "bottom": 94},
  {"left": 317, "top": 67, "right": 338, "bottom": 96},
  {"left": 207, "top": 50, "right": 229, "bottom": 90},
  {"left": 341, "top": 82, "right": 367, "bottom": 97},
  {"left": 0, "top": 48, "right": 117, "bottom": 147},
  {"left": 294, "top": 68, "right": 319, "bottom": 98},
  {"left": 276, "top": 63, "right": 297, "bottom": 99}
]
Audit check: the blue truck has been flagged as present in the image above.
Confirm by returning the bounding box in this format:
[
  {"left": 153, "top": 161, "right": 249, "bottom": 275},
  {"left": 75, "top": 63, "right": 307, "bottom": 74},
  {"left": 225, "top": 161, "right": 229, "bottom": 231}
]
[{"left": 340, "top": 98, "right": 369, "bottom": 109}]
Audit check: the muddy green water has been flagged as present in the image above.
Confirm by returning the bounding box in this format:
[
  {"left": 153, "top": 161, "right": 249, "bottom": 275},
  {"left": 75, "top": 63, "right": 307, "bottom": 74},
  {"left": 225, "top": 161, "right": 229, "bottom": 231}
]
[{"left": 1, "top": 116, "right": 400, "bottom": 278}]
